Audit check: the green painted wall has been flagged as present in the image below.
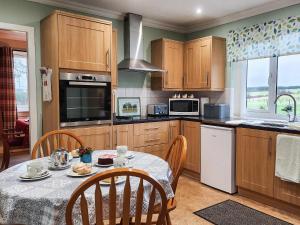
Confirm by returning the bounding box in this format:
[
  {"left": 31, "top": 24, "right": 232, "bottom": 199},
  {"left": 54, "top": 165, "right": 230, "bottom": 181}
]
[
  {"left": 0, "top": 0, "right": 185, "bottom": 136},
  {"left": 186, "top": 4, "right": 300, "bottom": 87}
]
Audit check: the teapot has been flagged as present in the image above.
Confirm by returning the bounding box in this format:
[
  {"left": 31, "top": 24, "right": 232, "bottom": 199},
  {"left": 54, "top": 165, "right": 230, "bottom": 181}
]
[{"left": 50, "top": 148, "right": 70, "bottom": 168}]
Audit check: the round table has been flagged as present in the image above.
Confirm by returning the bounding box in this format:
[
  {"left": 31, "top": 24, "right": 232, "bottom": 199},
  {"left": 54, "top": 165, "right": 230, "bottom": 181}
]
[{"left": 0, "top": 150, "right": 174, "bottom": 225}]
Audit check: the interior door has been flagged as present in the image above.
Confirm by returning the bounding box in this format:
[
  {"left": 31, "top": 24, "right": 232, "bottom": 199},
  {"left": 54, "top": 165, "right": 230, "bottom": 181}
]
[
  {"left": 163, "top": 41, "right": 183, "bottom": 89},
  {"left": 58, "top": 15, "right": 112, "bottom": 72}
]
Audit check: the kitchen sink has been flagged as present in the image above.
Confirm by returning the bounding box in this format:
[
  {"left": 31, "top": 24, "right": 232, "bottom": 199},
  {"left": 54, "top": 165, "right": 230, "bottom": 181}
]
[{"left": 259, "top": 122, "right": 288, "bottom": 128}]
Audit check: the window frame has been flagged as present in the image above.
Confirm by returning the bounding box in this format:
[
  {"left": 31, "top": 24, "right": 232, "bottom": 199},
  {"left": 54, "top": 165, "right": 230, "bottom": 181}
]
[
  {"left": 13, "top": 50, "right": 29, "bottom": 112},
  {"left": 241, "top": 54, "right": 299, "bottom": 121}
]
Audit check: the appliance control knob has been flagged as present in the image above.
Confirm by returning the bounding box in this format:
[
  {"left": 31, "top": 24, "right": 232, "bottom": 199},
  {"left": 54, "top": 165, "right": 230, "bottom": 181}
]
[
  {"left": 76, "top": 76, "right": 80, "bottom": 80},
  {"left": 93, "top": 77, "right": 96, "bottom": 81}
]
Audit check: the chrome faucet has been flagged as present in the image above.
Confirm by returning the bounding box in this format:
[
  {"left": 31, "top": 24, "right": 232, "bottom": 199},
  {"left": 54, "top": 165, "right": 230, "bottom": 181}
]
[{"left": 274, "top": 94, "right": 297, "bottom": 122}]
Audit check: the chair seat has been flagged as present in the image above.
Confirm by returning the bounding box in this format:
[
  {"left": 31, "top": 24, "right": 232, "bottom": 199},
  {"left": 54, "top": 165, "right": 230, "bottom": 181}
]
[{"left": 7, "top": 136, "right": 24, "bottom": 147}]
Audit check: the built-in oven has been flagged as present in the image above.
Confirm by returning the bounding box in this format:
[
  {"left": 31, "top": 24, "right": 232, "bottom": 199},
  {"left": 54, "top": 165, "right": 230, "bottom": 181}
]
[
  {"left": 169, "top": 98, "right": 199, "bottom": 116},
  {"left": 59, "top": 72, "right": 111, "bottom": 127}
]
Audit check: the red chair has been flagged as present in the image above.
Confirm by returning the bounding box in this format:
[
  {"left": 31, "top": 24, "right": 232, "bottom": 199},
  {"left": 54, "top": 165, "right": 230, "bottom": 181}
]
[{"left": 1, "top": 113, "right": 28, "bottom": 170}]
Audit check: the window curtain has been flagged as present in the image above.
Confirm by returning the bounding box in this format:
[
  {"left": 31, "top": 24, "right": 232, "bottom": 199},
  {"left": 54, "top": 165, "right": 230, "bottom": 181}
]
[
  {"left": 227, "top": 16, "right": 300, "bottom": 62},
  {"left": 0, "top": 47, "right": 17, "bottom": 129}
]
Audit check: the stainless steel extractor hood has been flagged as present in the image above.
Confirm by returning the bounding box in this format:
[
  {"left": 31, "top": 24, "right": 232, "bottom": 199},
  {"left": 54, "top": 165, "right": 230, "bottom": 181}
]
[{"left": 118, "top": 13, "right": 164, "bottom": 73}]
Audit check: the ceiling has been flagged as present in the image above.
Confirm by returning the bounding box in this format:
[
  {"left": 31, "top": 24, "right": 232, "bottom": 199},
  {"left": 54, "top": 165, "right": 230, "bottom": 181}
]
[{"left": 30, "top": 0, "right": 300, "bottom": 32}]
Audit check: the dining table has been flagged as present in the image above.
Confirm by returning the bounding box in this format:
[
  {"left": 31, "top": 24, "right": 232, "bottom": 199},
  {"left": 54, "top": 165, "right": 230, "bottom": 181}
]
[{"left": 0, "top": 150, "right": 174, "bottom": 225}]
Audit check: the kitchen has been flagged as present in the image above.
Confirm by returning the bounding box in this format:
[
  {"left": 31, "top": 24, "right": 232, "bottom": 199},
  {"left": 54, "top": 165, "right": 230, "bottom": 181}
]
[{"left": 0, "top": 0, "right": 300, "bottom": 225}]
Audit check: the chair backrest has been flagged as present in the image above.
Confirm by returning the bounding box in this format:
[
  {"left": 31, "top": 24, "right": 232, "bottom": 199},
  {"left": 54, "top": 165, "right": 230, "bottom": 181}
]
[
  {"left": 165, "top": 135, "right": 187, "bottom": 194},
  {"left": 31, "top": 130, "right": 84, "bottom": 159},
  {"left": 65, "top": 168, "right": 168, "bottom": 225}
]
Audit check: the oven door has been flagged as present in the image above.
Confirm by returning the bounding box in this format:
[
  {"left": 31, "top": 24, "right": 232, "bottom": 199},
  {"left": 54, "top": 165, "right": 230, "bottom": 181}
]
[
  {"left": 59, "top": 80, "right": 111, "bottom": 127},
  {"left": 169, "top": 99, "right": 199, "bottom": 116}
]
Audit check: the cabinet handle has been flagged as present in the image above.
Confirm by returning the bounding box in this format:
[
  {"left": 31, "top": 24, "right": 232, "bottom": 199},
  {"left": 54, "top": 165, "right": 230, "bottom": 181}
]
[
  {"left": 206, "top": 72, "right": 209, "bottom": 87},
  {"left": 145, "top": 138, "right": 161, "bottom": 142},
  {"left": 145, "top": 127, "right": 160, "bottom": 131},
  {"left": 165, "top": 70, "right": 168, "bottom": 85},
  {"left": 106, "top": 50, "right": 110, "bottom": 70},
  {"left": 268, "top": 137, "right": 272, "bottom": 158}
]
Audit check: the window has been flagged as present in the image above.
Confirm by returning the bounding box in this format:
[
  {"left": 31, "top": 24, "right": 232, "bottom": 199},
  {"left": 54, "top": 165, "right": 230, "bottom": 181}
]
[
  {"left": 246, "top": 58, "right": 270, "bottom": 111},
  {"left": 243, "top": 54, "right": 300, "bottom": 119},
  {"left": 277, "top": 54, "right": 300, "bottom": 116},
  {"left": 13, "top": 51, "right": 28, "bottom": 112}
]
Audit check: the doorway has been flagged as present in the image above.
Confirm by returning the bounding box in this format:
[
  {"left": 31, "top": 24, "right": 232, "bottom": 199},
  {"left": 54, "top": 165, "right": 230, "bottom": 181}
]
[{"left": 0, "top": 22, "right": 37, "bottom": 168}]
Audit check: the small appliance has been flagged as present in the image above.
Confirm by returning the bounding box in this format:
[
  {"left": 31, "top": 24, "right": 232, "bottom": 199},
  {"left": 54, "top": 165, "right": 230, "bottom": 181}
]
[
  {"left": 169, "top": 98, "right": 199, "bottom": 116},
  {"left": 200, "top": 97, "right": 209, "bottom": 116},
  {"left": 147, "top": 104, "right": 168, "bottom": 116},
  {"left": 204, "top": 103, "right": 230, "bottom": 119}
]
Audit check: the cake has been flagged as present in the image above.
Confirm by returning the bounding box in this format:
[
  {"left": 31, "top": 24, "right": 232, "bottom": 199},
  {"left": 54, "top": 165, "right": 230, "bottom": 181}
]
[
  {"left": 97, "top": 154, "right": 115, "bottom": 165},
  {"left": 72, "top": 163, "right": 91, "bottom": 175}
]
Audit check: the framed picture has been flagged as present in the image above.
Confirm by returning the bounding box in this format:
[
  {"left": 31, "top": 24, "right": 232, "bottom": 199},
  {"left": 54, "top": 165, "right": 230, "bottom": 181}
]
[{"left": 117, "top": 97, "right": 141, "bottom": 117}]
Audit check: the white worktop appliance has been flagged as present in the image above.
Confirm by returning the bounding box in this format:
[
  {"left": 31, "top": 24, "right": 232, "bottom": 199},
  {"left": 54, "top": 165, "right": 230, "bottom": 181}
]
[{"left": 200, "top": 125, "right": 236, "bottom": 194}]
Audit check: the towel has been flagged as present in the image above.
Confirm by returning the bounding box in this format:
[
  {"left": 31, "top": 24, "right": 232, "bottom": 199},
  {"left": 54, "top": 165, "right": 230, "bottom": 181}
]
[{"left": 275, "top": 134, "right": 300, "bottom": 183}]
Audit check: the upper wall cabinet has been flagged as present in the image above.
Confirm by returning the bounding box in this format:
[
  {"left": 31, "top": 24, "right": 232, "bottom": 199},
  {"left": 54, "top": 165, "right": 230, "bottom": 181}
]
[
  {"left": 184, "top": 36, "right": 226, "bottom": 91},
  {"left": 151, "top": 39, "right": 184, "bottom": 90},
  {"left": 151, "top": 36, "right": 226, "bottom": 91},
  {"left": 43, "top": 11, "right": 112, "bottom": 73}
]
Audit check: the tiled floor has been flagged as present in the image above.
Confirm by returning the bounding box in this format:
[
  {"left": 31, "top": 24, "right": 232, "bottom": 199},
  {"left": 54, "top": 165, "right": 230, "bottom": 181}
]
[
  {"left": 1, "top": 153, "right": 300, "bottom": 225},
  {"left": 172, "top": 176, "right": 300, "bottom": 225}
]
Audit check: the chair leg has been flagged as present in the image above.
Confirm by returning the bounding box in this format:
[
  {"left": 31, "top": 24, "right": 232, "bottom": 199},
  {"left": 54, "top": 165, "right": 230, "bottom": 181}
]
[{"left": 166, "top": 212, "right": 172, "bottom": 225}]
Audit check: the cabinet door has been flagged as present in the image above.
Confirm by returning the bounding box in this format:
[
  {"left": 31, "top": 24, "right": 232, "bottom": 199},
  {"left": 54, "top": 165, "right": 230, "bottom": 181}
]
[
  {"left": 169, "top": 120, "right": 181, "bottom": 146},
  {"left": 182, "top": 121, "right": 200, "bottom": 173},
  {"left": 58, "top": 15, "right": 112, "bottom": 72},
  {"left": 199, "top": 39, "right": 211, "bottom": 89},
  {"left": 112, "top": 124, "right": 133, "bottom": 150},
  {"left": 66, "top": 126, "right": 112, "bottom": 150},
  {"left": 236, "top": 128, "right": 276, "bottom": 197},
  {"left": 184, "top": 41, "right": 201, "bottom": 89},
  {"left": 163, "top": 41, "right": 183, "bottom": 89}
]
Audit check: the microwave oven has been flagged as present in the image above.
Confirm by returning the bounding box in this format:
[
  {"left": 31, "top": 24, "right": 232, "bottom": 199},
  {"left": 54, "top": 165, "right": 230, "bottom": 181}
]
[{"left": 169, "top": 98, "right": 199, "bottom": 116}]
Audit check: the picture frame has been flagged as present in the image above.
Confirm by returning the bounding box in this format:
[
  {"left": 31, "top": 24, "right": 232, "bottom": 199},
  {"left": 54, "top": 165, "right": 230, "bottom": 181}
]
[{"left": 117, "top": 97, "right": 141, "bottom": 117}]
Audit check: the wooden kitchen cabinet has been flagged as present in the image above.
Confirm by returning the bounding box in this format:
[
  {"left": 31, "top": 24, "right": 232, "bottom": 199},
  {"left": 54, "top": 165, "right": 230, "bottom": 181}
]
[
  {"left": 236, "top": 128, "right": 276, "bottom": 197},
  {"left": 151, "top": 39, "right": 184, "bottom": 90},
  {"left": 133, "top": 121, "right": 169, "bottom": 159},
  {"left": 111, "top": 28, "right": 118, "bottom": 87},
  {"left": 112, "top": 124, "right": 134, "bottom": 150},
  {"left": 274, "top": 177, "right": 300, "bottom": 207},
  {"left": 182, "top": 121, "right": 200, "bottom": 173},
  {"left": 65, "top": 125, "right": 112, "bottom": 150},
  {"left": 58, "top": 12, "right": 112, "bottom": 72},
  {"left": 184, "top": 36, "right": 225, "bottom": 90},
  {"left": 169, "top": 120, "right": 181, "bottom": 146}
]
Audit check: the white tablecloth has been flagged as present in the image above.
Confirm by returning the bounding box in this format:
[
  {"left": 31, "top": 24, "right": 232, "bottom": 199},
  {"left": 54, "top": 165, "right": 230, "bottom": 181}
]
[{"left": 0, "top": 150, "right": 174, "bottom": 225}]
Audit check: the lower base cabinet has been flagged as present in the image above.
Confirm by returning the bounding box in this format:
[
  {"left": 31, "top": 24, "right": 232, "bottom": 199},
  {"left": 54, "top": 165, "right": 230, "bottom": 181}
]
[
  {"left": 64, "top": 125, "right": 112, "bottom": 149},
  {"left": 112, "top": 124, "right": 133, "bottom": 149},
  {"left": 182, "top": 121, "right": 201, "bottom": 173},
  {"left": 237, "top": 128, "right": 300, "bottom": 208},
  {"left": 134, "top": 144, "right": 169, "bottom": 159}
]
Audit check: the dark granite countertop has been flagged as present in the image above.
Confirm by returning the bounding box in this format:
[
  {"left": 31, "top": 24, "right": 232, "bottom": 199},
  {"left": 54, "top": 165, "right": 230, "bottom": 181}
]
[{"left": 113, "top": 116, "right": 300, "bottom": 134}]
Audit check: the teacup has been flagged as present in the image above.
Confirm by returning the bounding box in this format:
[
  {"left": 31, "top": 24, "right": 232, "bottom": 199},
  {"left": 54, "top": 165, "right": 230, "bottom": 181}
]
[
  {"left": 27, "top": 161, "right": 44, "bottom": 178},
  {"left": 116, "top": 145, "right": 128, "bottom": 156}
]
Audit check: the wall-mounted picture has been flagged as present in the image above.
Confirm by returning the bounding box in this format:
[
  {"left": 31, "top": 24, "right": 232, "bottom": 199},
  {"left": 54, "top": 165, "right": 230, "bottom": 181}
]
[{"left": 117, "top": 97, "right": 141, "bottom": 117}]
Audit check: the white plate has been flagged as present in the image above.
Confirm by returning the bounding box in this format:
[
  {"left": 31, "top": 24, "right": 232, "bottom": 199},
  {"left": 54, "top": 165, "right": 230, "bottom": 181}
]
[
  {"left": 126, "top": 153, "right": 135, "bottom": 159},
  {"left": 66, "top": 169, "right": 97, "bottom": 177},
  {"left": 94, "top": 163, "right": 114, "bottom": 168},
  {"left": 100, "top": 177, "right": 126, "bottom": 186},
  {"left": 19, "top": 171, "right": 52, "bottom": 181},
  {"left": 48, "top": 164, "right": 71, "bottom": 170}
]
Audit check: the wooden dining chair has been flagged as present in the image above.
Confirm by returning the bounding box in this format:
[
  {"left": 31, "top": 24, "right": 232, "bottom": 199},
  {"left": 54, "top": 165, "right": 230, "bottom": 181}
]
[
  {"left": 31, "top": 130, "right": 84, "bottom": 159},
  {"left": 65, "top": 168, "right": 168, "bottom": 225},
  {"left": 154, "top": 135, "right": 187, "bottom": 225}
]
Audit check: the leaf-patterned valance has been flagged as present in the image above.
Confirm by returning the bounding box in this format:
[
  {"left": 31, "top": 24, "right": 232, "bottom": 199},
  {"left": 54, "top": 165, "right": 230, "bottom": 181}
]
[{"left": 227, "top": 16, "right": 300, "bottom": 62}]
